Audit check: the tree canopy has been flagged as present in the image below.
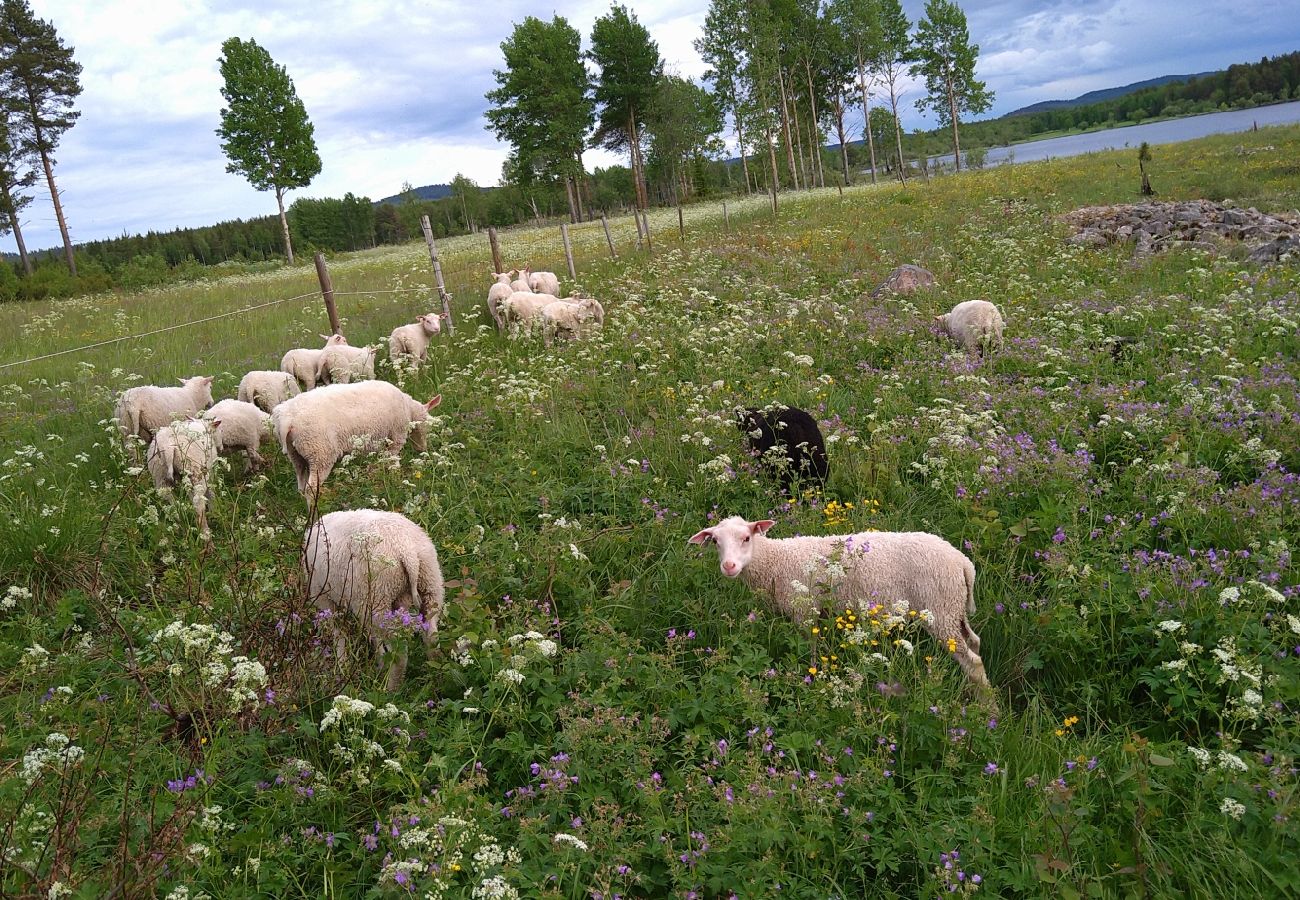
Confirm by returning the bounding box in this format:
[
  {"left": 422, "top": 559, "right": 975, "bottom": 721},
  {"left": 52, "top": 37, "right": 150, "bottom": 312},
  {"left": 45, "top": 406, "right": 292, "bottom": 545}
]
[{"left": 909, "top": 0, "right": 992, "bottom": 169}]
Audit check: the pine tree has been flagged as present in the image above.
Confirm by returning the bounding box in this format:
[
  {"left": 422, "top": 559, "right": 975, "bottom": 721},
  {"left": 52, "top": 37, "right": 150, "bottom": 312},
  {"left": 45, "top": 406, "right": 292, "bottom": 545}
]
[
  {"left": 909, "top": 0, "right": 992, "bottom": 171},
  {"left": 589, "top": 5, "right": 662, "bottom": 211},
  {"left": 0, "top": 112, "right": 34, "bottom": 274},
  {"left": 0, "top": 0, "right": 82, "bottom": 275},
  {"left": 216, "top": 37, "right": 321, "bottom": 265}
]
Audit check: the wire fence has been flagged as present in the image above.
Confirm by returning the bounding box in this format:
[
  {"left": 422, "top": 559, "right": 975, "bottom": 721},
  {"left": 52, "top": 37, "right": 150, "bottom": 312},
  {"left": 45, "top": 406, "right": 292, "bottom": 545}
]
[{"left": 0, "top": 191, "right": 795, "bottom": 380}]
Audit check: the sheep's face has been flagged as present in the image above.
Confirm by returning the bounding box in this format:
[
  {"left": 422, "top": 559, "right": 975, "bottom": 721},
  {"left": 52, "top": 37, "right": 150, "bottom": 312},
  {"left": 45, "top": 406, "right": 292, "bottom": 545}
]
[
  {"left": 419, "top": 314, "right": 442, "bottom": 335},
  {"left": 408, "top": 394, "right": 441, "bottom": 451},
  {"left": 933, "top": 314, "right": 950, "bottom": 336},
  {"left": 183, "top": 376, "right": 215, "bottom": 408},
  {"left": 689, "top": 516, "right": 775, "bottom": 578},
  {"left": 320, "top": 333, "right": 349, "bottom": 347},
  {"left": 735, "top": 409, "right": 766, "bottom": 442}
]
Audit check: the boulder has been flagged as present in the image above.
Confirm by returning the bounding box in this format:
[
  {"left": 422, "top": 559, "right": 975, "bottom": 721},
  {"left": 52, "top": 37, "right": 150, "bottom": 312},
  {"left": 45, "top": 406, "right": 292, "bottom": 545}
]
[{"left": 870, "top": 264, "right": 937, "bottom": 298}]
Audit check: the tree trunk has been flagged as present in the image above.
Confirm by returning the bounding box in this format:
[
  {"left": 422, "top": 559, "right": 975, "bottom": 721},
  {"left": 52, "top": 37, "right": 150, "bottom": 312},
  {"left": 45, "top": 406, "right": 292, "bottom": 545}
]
[
  {"left": 835, "top": 92, "right": 851, "bottom": 186},
  {"left": 38, "top": 147, "right": 76, "bottom": 276},
  {"left": 948, "top": 77, "right": 961, "bottom": 171},
  {"left": 275, "top": 186, "right": 294, "bottom": 265},
  {"left": 530, "top": 195, "right": 541, "bottom": 227},
  {"left": 766, "top": 125, "right": 780, "bottom": 212},
  {"left": 857, "top": 54, "right": 878, "bottom": 184},
  {"left": 804, "top": 58, "right": 826, "bottom": 188},
  {"left": 735, "top": 110, "right": 752, "bottom": 195},
  {"left": 629, "top": 109, "right": 648, "bottom": 210},
  {"left": 792, "top": 93, "right": 808, "bottom": 189},
  {"left": 1, "top": 184, "right": 32, "bottom": 275},
  {"left": 888, "top": 78, "right": 907, "bottom": 184},
  {"left": 573, "top": 163, "right": 587, "bottom": 222},
  {"left": 777, "top": 69, "right": 800, "bottom": 190}
]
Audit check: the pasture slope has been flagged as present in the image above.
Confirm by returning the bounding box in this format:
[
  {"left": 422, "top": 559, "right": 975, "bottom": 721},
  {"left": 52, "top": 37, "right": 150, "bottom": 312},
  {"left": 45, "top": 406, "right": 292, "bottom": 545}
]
[{"left": 1, "top": 127, "right": 1299, "bottom": 898}]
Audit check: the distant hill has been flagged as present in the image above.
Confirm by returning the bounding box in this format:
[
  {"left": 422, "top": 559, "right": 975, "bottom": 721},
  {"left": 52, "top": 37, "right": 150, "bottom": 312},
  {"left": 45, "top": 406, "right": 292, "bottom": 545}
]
[
  {"left": 375, "top": 184, "right": 454, "bottom": 205},
  {"left": 1007, "top": 71, "right": 1220, "bottom": 117}
]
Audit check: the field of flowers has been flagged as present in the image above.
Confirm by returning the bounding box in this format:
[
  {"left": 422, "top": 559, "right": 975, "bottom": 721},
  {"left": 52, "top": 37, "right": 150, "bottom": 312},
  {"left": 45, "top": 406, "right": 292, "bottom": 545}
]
[{"left": 2, "top": 127, "right": 1299, "bottom": 898}]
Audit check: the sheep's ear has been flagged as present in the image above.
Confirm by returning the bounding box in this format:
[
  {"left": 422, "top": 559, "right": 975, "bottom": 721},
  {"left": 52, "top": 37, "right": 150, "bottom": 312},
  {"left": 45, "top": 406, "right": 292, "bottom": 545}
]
[
  {"left": 933, "top": 315, "right": 943, "bottom": 322},
  {"left": 425, "top": 394, "right": 442, "bottom": 410},
  {"left": 209, "top": 417, "right": 222, "bottom": 430},
  {"left": 751, "top": 520, "right": 776, "bottom": 535},
  {"left": 687, "top": 528, "right": 715, "bottom": 545},
  {"left": 178, "top": 378, "right": 188, "bottom": 385},
  {"left": 319, "top": 333, "right": 332, "bottom": 340}
]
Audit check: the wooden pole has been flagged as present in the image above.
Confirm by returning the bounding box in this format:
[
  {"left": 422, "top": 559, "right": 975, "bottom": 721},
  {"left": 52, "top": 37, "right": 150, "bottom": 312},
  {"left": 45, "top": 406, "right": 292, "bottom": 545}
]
[
  {"left": 723, "top": 200, "right": 729, "bottom": 231},
  {"left": 641, "top": 209, "right": 652, "bottom": 254},
  {"left": 487, "top": 226, "right": 503, "bottom": 275},
  {"left": 314, "top": 252, "right": 341, "bottom": 335},
  {"left": 601, "top": 214, "right": 617, "bottom": 259},
  {"left": 420, "top": 215, "right": 454, "bottom": 336},
  {"left": 677, "top": 204, "right": 685, "bottom": 242},
  {"left": 560, "top": 221, "right": 577, "bottom": 280}
]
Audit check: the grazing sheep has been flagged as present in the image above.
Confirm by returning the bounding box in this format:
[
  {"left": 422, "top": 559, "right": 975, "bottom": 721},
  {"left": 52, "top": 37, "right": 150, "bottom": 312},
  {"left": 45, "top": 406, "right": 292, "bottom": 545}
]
[
  {"left": 500, "top": 290, "right": 561, "bottom": 334},
  {"left": 304, "top": 509, "right": 445, "bottom": 690},
  {"left": 935, "top": 300, "right": 1005, "bottom": 355},
  {"left": 272, "top": 382, "right": 441, "bottom": 500},
  {"left": 388, "top": 313, "right": 442, "bottom": 364},
  {"left": 487, "top": 271, "right": 515, "bottom": 329},
  {"left": 527, "top": 268, "right": 561, "bottom": 296},
  {"left": 204, "top": 399, "right": 274, "bottom": 471},
  {"left": 735, "top": 405, "right": 829, "bottom": 490},
  {"left": 689, "top": 516, "right": 990, "bottom": 687},
  {"left": 146, "top": 417, "right": 222, "bottom": 540},
  {"left": 115, "top": 375, "right": 214, "bottom": 459},
  {"left": 541, "top": 297, "right": 605, "bottom": 347},
  {"left": 316, "top": 344, "right": 377, "bottom": 385},
  {"left": 237, "top": 370, "right": 300, "bottom": 413},
  {"left": 281, "top": 334, "right": 349, "bottom": 392},
  {"left": 510, "top": 270, "right": 532, "bottom": 294}
]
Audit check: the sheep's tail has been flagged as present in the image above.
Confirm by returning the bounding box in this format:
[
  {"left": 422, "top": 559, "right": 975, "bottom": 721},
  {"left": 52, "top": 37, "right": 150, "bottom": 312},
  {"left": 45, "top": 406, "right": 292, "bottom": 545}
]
[{"left": 963, "top": 561, "right": 976, "bottom": 617}]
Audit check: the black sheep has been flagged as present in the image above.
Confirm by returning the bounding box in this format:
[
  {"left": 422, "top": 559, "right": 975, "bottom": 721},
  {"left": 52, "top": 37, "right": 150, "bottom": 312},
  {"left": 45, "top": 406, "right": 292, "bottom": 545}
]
[{"left": 735, "top": 405, "right": 829, "bottom": 490}]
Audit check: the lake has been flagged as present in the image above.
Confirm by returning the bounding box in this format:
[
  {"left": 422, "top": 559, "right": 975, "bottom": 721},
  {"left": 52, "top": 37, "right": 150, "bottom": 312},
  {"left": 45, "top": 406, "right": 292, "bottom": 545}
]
[{"left": 929, "top": 100, "right": 1300, "bottom": 169}]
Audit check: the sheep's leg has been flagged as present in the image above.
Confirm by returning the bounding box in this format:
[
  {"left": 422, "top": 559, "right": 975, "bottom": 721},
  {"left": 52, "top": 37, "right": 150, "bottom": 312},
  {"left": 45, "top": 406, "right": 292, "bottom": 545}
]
[
  {"left": 379, "top": 634, "right": 408, "bottom": 691},
  {"left": 192, "top": 483, "right": 211, "bottom": 541},
  {"left": 246, "top": 447, "right": 265, "bottom": 472},
  {"left": 961, "top": 617, "right": 982, "bottom": 654},
  {"left": 951, "top": 632, "right": 990, "bottom": 688}
]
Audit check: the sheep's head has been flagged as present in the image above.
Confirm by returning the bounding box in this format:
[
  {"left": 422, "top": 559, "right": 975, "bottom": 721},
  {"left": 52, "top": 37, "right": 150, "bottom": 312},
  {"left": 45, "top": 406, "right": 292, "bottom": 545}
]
[
  {"left": 688, "top": 516, "right": 775, "bottom": 578},
  {"left": 933, "top": 314, "right": 950, "bottom": 335},
  {"left": 408, "top": 394, "right": 442, "bottom": 451},
  {"left": 182, "top": 375, "right": 215, "bottom": 408},
  {"left": 418, "top": 313, "right": 442, "bottom": 335},
  {"left": 321, "top": 333, "right": 349, "bottom": 347},
  {"left": 734, "top": 408, "right": 765, "bottom": 439}
]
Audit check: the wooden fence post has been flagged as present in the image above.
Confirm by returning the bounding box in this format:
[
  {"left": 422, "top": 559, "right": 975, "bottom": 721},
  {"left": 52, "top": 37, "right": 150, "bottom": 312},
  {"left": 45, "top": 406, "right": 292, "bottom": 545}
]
[
  {"left": 560, "top": 222, "right": 577, "bottom": 280},
  {"left": 487, "top": 226, "right": 504, "bottom": 275},
  {"left": 601, "top": 214, "right": 617, "bottom": 259},
  {"left": 314, "top": 252, "right": 341, "bottom": 335},
  {"left": 722, "top": 200, "right": 729, "bottom": 231},
  {"left": 420, "top": 215, "right": 454, "bottom": 336}
]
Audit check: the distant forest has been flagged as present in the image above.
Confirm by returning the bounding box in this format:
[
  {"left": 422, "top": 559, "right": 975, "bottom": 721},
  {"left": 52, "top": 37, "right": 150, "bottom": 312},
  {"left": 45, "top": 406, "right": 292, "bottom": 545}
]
[{"left": 5, "top": 50, "right": 1298, "bottom": 304}]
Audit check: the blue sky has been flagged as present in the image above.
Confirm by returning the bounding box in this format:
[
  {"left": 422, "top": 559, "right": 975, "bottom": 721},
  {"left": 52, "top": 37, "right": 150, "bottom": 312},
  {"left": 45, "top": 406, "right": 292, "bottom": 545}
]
[{"left": 13, "top": 0, "right": 1300, "bottom": 251}]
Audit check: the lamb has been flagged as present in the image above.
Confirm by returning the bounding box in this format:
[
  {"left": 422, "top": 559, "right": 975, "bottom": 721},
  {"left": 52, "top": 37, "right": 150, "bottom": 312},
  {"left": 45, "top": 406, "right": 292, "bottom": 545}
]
[
  {"left": 316, "top": 343, "right": 377, "bottom": 385},
  {"left": 688, "top": 516, "right": 990, "bottom": 688},
  {"left": 500, "top": 290, "right": 561, "bottom": 334},
  {"left": 388, "top": 313, "right": 442, "bottom": 364},
  {"left": 204, "top": 399, "right": 274, "bottom": 471},
  {"left": 281, "top": 333, "right": 349, "bottom": 391},
  {"left": 146, "top": 417, "right": 222, "bottom": 540},
  {"left": 304, "top": 509, "right": 445, "bottom": 690},
  {"left": 527, "top": 268, "right": 561, "bottom": 296},
  {"left": 115, "top": 375, "right": 214, "bottom": 459},
  {"left": 935, "top": 300, "right": 1005, "bottom": 355},
  {"left": 510, "top": 270, "right": 532, "bottom": 294},
  {"left": 735, "top": 405, "right": 829, "bottom": 490},
  {"left": 541, "top": 296, "right": 605, "bottom": 347},
  {"left": 487, "top": 271, "right": 515, "bottom": 329},
  {"left": 237, "top": 370, "right": 300, "bottom": 413},
  {"left": 272, "top": 381, "right": 441, "bottom": 500}
]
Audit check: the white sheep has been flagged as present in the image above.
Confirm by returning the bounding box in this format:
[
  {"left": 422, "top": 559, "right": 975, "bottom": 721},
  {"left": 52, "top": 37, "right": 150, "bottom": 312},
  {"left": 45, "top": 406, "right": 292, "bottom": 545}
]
[
  {"left": 487, "top": 271, "right": 515, "bottom": 329},
  {"left": 115, "top": 375, "right": 214, "bottom": 459},
  {"left": 272, "top": 381, "right": 441, "bottom": 500},
  {"left": 316, "top": 344, "right": 377, "bottom": 385},
  {"left": 146, "top": 417, "right": 222, "bottom": 540},
  {"left": 281, "top": 334, "right": 349, "bottom": 391},
  {"left": 935, "top": 300, "right": 1005, "bottom": 355},
  {"left": 237, "top": 370, "right": 301, "bottom": 412},
  {"left": 500, "top": 290, "right": 561, "bottom": 335},
  {"left": 204, "top": 399, "right": 274, "bottom": 471},
  {"left": 304, "top": 509, "right": 445, "bottom": 690},
  {"left": 542, "top": 297, "right": 605, "bottom": 347},
  {"left": 689, "top": 516, "right": 990, "bottom": 688},
  {"left": 388, "top": 313, "right": 442, "bottom": 364},
  {"left": 510, "top": 270, "right": 532, "bottom": 293},
  {"left": 527, "top": 268, "right": 561, "bottom": 296}
]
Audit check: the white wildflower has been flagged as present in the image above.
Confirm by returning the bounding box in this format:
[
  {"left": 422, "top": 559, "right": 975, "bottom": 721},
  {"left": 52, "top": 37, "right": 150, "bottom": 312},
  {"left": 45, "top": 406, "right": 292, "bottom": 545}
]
[
  {"left": 1155, "top": 620, "right": 1184, "bottom": 634},
  {"left": 472, "top": 875, "right": 520, "bottom": 900},
  {"left": 1187, "top": 746, "right": 1212, "bottom": 768},
  {"left": 47, "top": 882, "right": 72, "bottom": 900},
  {"left": 496, "top": 668, "right": 525, "bottom": 686},
  {"left": 320, "top": 695, "right": 374, "bottom": 730},
  {"left": 1217, "top": 751, "right": 1248, "bottom": 773},
  {"left": 1218, "top": 586, "right": 1241, "bottom": 604},
  {"left": 1179, "top": 642, "right": 1202, "bottom": 656},
  {"left": 1288, "top": 614, "right": 1300, "bottom": 636},
  {"left": 553, "top": 833, "right": 589, "bottom": 851},
  {"left": 1161, "top": 658, "right": 1188, "bottom": 672},
  {"left": 1220, "top": 797, "right": 1246, "bottom": 820},
  {"left": 568, "top": 543, "right": 588, "bottom": 562}
]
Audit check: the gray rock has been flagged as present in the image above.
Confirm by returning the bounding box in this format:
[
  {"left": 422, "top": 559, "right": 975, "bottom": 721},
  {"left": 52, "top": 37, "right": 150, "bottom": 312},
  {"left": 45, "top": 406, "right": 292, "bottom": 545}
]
[{"left": 870, "top": 264, "right": 938, "bottom": 298}]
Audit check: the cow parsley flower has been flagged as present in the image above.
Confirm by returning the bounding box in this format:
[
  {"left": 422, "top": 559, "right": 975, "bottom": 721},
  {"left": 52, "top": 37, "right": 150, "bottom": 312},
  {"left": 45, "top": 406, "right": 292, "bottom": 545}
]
[
  {"left": 1156, "top": 620, "right": 1184, "bottom": 634},
  {"left": 1220, "top": 797, "right": 1246, "bottom": 820},
  {"left": 553, "top": 833, "right": 589, "bottom": 851}
]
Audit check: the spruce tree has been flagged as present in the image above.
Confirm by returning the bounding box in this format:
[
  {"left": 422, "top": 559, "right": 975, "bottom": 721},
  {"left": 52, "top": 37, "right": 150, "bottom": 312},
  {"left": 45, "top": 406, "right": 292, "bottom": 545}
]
[
  {"left": 216, "top": 37, "right": 321, "bottom": 265},
  {"left": 0, "top": 0, "right": 82, "bottom": 275}
]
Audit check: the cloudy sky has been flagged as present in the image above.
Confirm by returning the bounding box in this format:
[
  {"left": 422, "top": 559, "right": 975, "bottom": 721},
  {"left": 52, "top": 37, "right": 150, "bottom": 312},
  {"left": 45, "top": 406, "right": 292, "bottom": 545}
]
[{"left": 13, "top": 0, "right": 1300, "bottom": 252}]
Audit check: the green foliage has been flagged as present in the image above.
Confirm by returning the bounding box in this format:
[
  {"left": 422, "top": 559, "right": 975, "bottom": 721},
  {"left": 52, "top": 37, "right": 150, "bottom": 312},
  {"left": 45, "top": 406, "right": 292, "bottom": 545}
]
[
  {"left": 0, "top": 0, "right": 81, "bottom": 156},
  {"left": 1, "top": 127, "right": 1300, "bottom": 897},
  {"left": 910, "top": 0, "right": 992, "bottom": 167},
  {"left": 288, "top": 193, "right": 376, "bottom": 253},
  {"left": 588, "top": 4, "right": 662, "bottom": 155},
  {"left": 215, "top": 37, "right": 321, "bottom": 197}
]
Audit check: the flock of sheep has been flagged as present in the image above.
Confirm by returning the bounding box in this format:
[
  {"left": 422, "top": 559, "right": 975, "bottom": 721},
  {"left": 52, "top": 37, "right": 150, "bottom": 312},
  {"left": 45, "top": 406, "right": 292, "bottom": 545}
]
[{"left": 110, "top": 262, "right": 1005, "bottom": 694}]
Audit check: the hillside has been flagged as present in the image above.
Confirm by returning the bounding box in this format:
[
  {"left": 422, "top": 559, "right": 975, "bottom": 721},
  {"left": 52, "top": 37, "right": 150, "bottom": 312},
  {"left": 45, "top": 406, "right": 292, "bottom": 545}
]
[
  {"left": 375, "top": 183, "right": 454, "bottom": 204},
  {"left": 1007, "top": 70, "right": 1219, "bottom": 116}
]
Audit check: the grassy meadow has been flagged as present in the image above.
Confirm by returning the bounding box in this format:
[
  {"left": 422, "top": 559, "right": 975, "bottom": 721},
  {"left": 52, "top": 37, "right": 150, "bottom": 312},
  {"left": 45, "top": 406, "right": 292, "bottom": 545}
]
[{"left": 2, "top": 127, "right": 1299, "bottom": 898}]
